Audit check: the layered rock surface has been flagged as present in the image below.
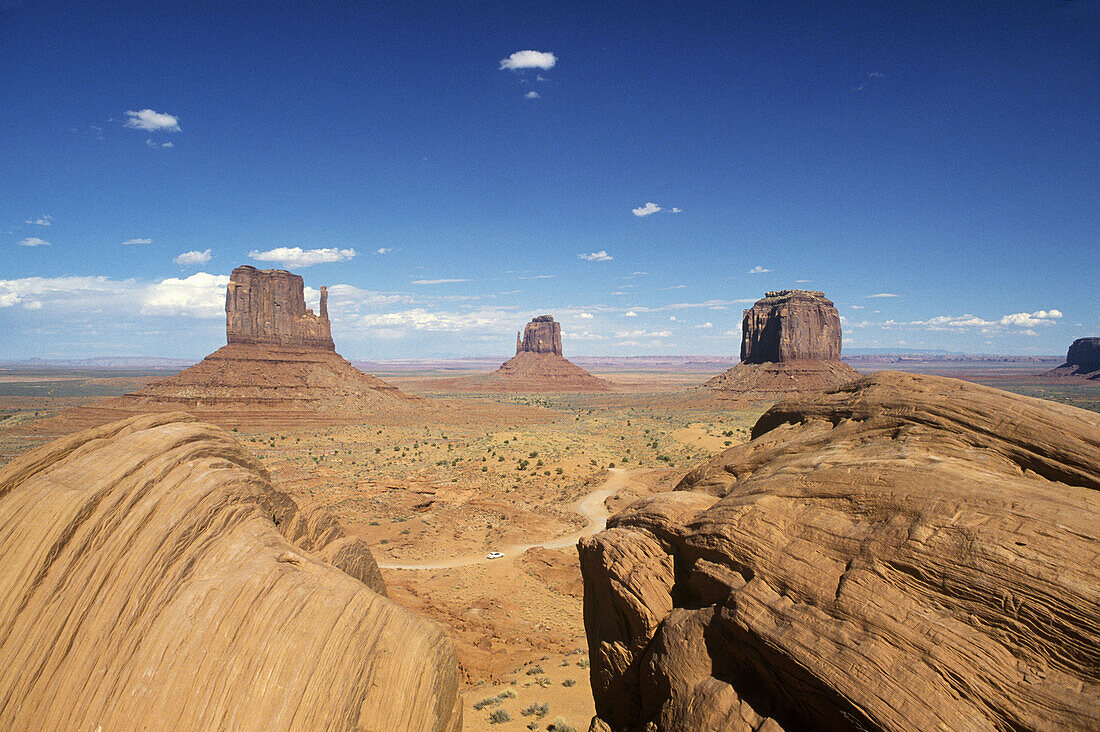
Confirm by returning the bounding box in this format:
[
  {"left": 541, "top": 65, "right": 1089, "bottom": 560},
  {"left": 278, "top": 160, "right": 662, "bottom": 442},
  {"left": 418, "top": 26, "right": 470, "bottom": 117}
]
[
  {"left": 0, "top": 412, "right": 462, "bottom": 731},
  {"left": 1047, "top": 337, "right": 1100, "bottom": 379},
  {"left": 705, "top": 290, "right": 858, "bottom": 397},
  {"left": 86, "top": 265, "right": 419, "bottom": 425},
  {"left": 581, "top": 372, "right": 1100, "bottom": 732},
  {"left": 449, "top": 316, "right": 612, "bottom": 392}
]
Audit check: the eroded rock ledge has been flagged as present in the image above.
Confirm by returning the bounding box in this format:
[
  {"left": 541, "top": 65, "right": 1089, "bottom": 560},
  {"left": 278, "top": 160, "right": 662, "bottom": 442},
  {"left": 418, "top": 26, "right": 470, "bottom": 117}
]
[{"left": 581, "top": 371, "right": 1100, "bottom": 732}]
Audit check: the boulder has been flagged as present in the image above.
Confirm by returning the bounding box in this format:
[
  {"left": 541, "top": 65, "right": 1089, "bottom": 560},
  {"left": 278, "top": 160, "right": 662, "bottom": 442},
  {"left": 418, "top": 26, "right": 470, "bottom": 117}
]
[
  {"left": 581, "top": 372, "right": 1100, "bottom": 731},
  {"left": 0, "top": 413, "right": 462, "bottom": 731}
]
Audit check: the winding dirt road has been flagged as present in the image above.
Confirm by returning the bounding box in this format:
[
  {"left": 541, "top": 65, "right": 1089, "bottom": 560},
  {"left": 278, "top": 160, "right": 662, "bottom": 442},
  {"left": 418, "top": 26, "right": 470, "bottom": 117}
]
[{"left": 376, "top": 467, "right": 645, "bottom": 570}]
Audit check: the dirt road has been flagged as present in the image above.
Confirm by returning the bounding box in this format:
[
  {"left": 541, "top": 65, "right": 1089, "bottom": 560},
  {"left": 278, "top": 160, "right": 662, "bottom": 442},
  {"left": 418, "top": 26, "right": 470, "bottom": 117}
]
[{"left": 376, "top": 467, "right": 644, "bottom": 570}]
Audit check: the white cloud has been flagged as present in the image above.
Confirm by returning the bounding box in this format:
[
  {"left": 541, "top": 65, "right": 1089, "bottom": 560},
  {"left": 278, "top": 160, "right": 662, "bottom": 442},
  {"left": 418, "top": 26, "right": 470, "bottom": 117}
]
[
  {"left": 18, "top": 237, "right": 50, "bottom": 247},
  {"left": 579, "top": 250, "right": 612, "bottom": 261},
  {"left": 624, "top": 311, "right": 638, "bottom": 317},
  {"left": 577, "top": 312, "right": 594, "bottom": 319},
  {"left": 145, "top": 139, "right": 173, "bottom": 148},
  {"left": 669, "top": 207, "right": 682, "bottom": 213},
  {"left": 375, "top": 247, "right": 394, "bottom": 255},
  {"left": 669, "top": 316, "right": 677, "bottom": 321},
  {"left": 499, "top": 50, "right": 557, "bottom": 70},
  {"left": 525, "top": 91, "right": 540, "bottom": 99},
  {"left": 748, "top": 265, "right": 771, "bottom": 274},
  {"left": 24, "top": 215, "right": 51, "bottom": 226},
  {"left": 248, "top": 246, "right": 356, "bottom": 267},
  {"left": 174, "top": 249, "right": 212, "bottom": 266},
  {"left": 850, "top": 304, "right": 865, "bottom": 310},
  {"left": 997, "top": 310, "right": 1062, "bottom": 327},
  {"left": 536, "top": 74, "right": 549, "bottom": 82},
  {"left": 866, "top": 293, "right": 899, "bottom": 298},
  {"left": 141, "top": 273, "right": 229, "bottom": 317},
  {"left": 616, "top": 329, "right": 671, "bottom": 339},
  {"left": 0, "top": 275, "right": 136, "bottom": 310},
  {"left": 796, "top": 279, "right": 812, "bottom": 283},
  {"left": 411, "top": 278, "right": 469, "bottom": 285},
  {"left": 695, "top": 322, "right": 713, "bottom": 328},
  {"left": 632, "top": 202, "right": 661, "bottom": 217},
  {"left": 122, "top": 238, "right": 152, "bottom": 246},
  {"left": 354, "top": 307, "right": 510, "bottom": 332},
  {"left": 125, "top": 109, "right": 180, "bottom": 132}
]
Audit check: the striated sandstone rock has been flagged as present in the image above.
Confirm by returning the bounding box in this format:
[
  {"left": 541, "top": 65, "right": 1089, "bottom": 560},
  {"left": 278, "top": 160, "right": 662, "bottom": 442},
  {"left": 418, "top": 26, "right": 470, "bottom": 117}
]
[
  {"left": 0, "top": 413, "right": 461, "bottom": 731},
  {"left": 581, "top": 372, "right": 1100, "bottom": 731},
  {"left": 1047, "top": 337, "right": 1100, "bottom": 379},
  {"left": 704, "top": 290, "right": 857, "bottom": 397},
  {"left": 227, "top": 265, "right": 334, "bottom": 350},
  {"left": 517, "top": 314, "right": 564, "bottom": 356}
]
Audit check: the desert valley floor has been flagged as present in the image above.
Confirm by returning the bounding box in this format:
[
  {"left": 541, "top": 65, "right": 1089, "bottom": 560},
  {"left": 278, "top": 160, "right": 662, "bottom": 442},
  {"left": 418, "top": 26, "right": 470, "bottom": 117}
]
[{"left": 1, "top": 356, "right": 1096, "bottom": 730}]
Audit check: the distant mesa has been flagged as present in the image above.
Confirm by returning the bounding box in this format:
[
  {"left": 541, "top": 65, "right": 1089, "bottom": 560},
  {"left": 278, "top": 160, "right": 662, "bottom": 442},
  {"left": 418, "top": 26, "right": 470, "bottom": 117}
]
[
  {"left": 703, "top": 289, "right": 859, "bottom": 397},
  {"left": 444, "top": 315, "right": 612, "bottom": 392},
  {"left": 0, "top": 413, "right": 461, "bottom": 730},
  {"left": 1047, "top": 337, "right": 1100, "bottom": 379},
  {"left": 82, "top": 265, "right": 421, "bottom": 426}
]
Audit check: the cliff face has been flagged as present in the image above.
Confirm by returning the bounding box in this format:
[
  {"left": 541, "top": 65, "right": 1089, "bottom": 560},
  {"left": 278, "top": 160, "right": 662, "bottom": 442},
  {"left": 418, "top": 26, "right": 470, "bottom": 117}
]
[
  {"left": 517, "top": 315, "right": 564, "bottom": 356},
  {"left": 0, "top": 413, "right": 461, "bottom": 731},
  {"left": 740, "top": 290, "right": 841, "bottom": 363},
  {"left": 1049, "top": 337, "right": 1100, "bottom": 378},
  {"left": 581, "top": 372, "right": 1100, "bottom": 732},
  {"left": 226, "top": 265, "right": 334, "bottom": 350},
  {"left": 705, "top": 290, "right": 856, "bottom": 397}
]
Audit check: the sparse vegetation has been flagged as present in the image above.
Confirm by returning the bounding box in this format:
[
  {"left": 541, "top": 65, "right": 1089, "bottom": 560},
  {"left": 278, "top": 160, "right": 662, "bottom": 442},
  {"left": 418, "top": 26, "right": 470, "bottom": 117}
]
[
  {"left": 488, "top": 708, "right": 511, "bottom": 724},
  {"left": 521, "top": 702, "right": 549, "bottom": 718}
]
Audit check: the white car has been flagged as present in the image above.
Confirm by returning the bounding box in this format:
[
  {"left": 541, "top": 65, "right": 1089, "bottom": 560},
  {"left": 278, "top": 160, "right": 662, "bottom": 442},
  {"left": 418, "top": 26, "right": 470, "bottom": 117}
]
[{"left": 486, "top": 551, "right": 505, "bottom": 560}]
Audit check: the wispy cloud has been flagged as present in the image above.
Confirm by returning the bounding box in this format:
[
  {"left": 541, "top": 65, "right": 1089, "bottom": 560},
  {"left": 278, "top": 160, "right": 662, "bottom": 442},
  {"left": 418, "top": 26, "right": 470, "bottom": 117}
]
[
  {"left": 499, "top": 50, "right": 557, "bottom": 70},
  {"left": 577, "top": 312, "right": 594, "bottom": 319},
  {"left": 669, "top": 207, "right": 682, "bottom": 213},
  {"left": 411, "top": 278, "right": 469, "bottom": 285},
  {"left": 748, "top": 265, "right": 771, "bottom": 274},
  {"left": 524, "top": 91, "right": 540, "bottom": 99},
  {"left": 695, "top": 322, "right": 713, "bottom": 328},
  {"left": 18, "top": 237, "right": 50, "bottom": 247},
  {"left": 125, "top": 108, "right": 180, "bottom": 132},
  {"left": 248, "top": 246, "right": 356, "bottom": 267},
  {"left": 174, "top": 249, "right": 211, "bottom": 266},
  {"left": 632, "top": 202, "right": 661, "bottom": 217},
  {"left": 145, "top": 139, "right": 173, "bottom": 149},
  {"left": 853, "top": 72, "right": 886, "bottom": 92},
  {"left": 616, "top": 329, "right": 671, "bottom": 338},
  {"left": 122, "top": 238, "right": 152, "bottom": 246},
  {"left": 24, "top": 215, "right": 51, "bottom": 226},
  {"left": 375, "top": 247, "right": 394, "bottom": 255},
  {"left": 0, "top": 273, "right": 228, "bottom": 318},
  {"left": 624, "top": 311, "right": 638, "bottom": 317},
  {"left": 866, "top": 293, "right": 899, "bottom": 298},
  {"left": 579, "top": 250, "right": 612, "bottom": 262}
]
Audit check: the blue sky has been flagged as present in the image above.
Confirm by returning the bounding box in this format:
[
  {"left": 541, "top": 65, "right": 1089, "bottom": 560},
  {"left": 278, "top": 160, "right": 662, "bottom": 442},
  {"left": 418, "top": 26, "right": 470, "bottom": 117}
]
[{"left": 2, "top": 0, "right": 1097, "bottom": 359}]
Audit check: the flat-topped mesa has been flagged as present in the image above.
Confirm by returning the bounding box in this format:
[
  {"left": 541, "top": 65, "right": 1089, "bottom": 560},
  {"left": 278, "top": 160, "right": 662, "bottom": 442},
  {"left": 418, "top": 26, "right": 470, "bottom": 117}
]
[
  {"left": 1068, "top": 337, "right": 1100, "bottom": 373},
  {"left": 515, "top": 314, "right": 563, "bottom": 356},
  {"left": 741, "top": 289, "right": 841, "bottom": 363},
  {"left": 226, "top": 265, "right": 334, "bottom": 350}
]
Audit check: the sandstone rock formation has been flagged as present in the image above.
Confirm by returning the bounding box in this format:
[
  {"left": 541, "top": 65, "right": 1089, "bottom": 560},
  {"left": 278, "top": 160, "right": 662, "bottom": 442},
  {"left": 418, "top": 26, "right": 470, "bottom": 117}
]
[
  {"left": 517, "top": 314, "right": 564, "bottom": 355},
  {"left": 84, "top": 265, "right": 420, "bottom": 426},
  {"left": 1047, "top": 336, "right": 1100, "bottom": 379},
  {"left": 580, "top": 372, "right": 1100, "bottom": 732},
  {"left": 0, "top": 412, "right": 461, "bottom": 731},
  {"left": 704, "top": 290, "right": 858, "bottom": 397},
  {"left": 449, "top": 315, "right": 612, "bottom": 392},
  {"left": 226, "top": 265, "right": 335, "bottom": 350}
]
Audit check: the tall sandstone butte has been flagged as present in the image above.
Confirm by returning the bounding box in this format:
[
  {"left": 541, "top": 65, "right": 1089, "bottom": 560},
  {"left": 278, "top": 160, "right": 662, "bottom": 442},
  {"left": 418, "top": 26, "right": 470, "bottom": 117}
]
[
  {"left": 450, "top": 315, "right": 612, "bottom": 392},
  {"left": 1047, "top": 336, "right": 1100, "bottom": 379},
  {"left": 0, "top": 412, "right": 462, "bottom": 731},
  {"left": 83, "top": 265, "right": 419, "bottom": 427},
  {"left": 580, "top": 372, "right": 1100, "bottom": 732},
  {"left": 226, "top": 265, "right": 335, "bottom": 350},
  {"left": 705, "top": 289, "right": 857, "bottom": 397}
]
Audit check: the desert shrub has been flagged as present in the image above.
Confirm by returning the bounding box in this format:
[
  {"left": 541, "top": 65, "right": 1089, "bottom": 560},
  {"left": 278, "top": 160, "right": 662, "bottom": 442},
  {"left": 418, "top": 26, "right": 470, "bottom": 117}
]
[
  {"left": 521, "top": 702, "right": 549, "bottom": 718},
  {"left": 497, "top": 689, "right": 516, "bottom": 699},
  {"left": 562, "top": 678, "right": 576, "bottom": 687},
  {"left": 473, "top": 696, "right": 500, "bottom": 710},
  {"left": 525, "top": 665, "right": 544, "bottom": 675},
  {"left": 555, "top": 467, "right": 563, "bottom": 475},
  {"left": 529, "top": 451, "right": 538, "bottom": 458},
  {"left": 488, "top": 709, "right": 511, "bottom": 724},
  {"left": 576, "top": 658, "right": 590, "bottom": 668},
  {"left": 548, "top": 718, "right": 575, "bottom": 732}
]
